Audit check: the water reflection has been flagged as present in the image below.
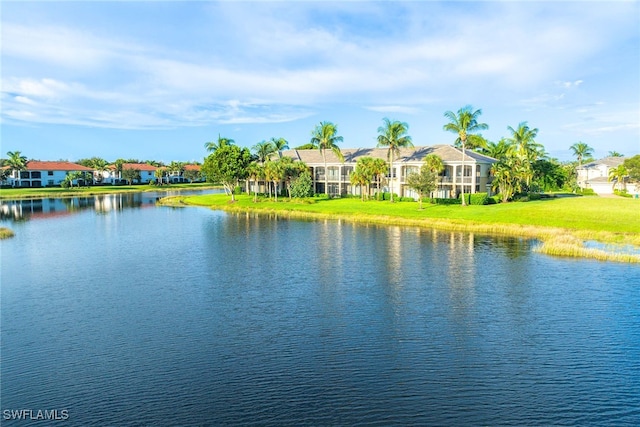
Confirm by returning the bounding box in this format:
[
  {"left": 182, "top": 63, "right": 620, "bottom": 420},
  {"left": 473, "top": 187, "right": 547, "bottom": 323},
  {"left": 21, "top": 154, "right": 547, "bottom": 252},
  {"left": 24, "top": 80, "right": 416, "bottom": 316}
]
[{"left": 0, "top": 190, "right": 220, "bottom": 222}]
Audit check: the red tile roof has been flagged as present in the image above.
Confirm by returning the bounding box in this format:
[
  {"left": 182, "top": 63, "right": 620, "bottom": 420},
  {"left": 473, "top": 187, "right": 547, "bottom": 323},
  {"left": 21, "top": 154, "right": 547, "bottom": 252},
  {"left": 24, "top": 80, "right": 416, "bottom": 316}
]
[
  {"left": 26, "top": 161, "right": 93, "bottom": 171},
  {"left": 184, "top": 164, "right": 201, "bottom": 171},
  {"left": 122, "top": 163, "right": 158, "bottom": 172}
]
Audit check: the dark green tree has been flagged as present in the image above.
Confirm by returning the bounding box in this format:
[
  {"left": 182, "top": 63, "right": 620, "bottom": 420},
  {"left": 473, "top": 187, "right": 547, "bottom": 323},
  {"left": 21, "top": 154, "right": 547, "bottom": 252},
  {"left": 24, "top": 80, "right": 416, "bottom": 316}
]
[
  {"left": 202, "top": 144, "right": 252, "bottom": 201},
  {"left": 623, "top": 155, "right": 640, "bottom": 182}
]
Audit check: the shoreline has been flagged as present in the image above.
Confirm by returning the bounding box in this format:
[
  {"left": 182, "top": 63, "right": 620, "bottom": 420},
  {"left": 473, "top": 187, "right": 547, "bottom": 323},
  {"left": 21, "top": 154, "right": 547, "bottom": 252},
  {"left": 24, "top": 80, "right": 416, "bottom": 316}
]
[
  {"left": 158, "top": 195, "right": 640, "bottom": 264},
  {"left": 0, "top": 184, "right": 222, "bottom": 201}
]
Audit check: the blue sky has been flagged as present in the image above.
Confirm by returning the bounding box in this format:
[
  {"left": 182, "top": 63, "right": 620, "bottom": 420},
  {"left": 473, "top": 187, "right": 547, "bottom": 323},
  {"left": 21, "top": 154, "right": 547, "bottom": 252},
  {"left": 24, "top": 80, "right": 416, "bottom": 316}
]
[{"left": 2, "top": 1, "right": 639, "bottom": 163}]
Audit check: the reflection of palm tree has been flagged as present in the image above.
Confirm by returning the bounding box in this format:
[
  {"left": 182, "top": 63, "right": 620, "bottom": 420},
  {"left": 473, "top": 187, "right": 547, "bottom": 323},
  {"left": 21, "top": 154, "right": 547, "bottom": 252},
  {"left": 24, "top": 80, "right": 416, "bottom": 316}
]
[
  {"left": 443, "top": 106, "right": 488, "bottom": 206},
  {"left": 377, "top": 118, "right": 413, "bottom": 202},
  {"left": 204, "top": 134, "right": 235, "bottom": 152},
  {"left": 310, "top": 121, "right": 344, "bottom": 196}
]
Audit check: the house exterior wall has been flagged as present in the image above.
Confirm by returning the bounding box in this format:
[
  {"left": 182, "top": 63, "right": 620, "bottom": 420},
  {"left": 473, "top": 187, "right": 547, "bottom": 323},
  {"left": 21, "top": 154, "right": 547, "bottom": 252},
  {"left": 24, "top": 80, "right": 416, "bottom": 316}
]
[
  {"left": 8, "top": 166, "right": 93, "bottom": 187},
  {"left": 276, "top": 145, "right": 496, "bottom": 199}
]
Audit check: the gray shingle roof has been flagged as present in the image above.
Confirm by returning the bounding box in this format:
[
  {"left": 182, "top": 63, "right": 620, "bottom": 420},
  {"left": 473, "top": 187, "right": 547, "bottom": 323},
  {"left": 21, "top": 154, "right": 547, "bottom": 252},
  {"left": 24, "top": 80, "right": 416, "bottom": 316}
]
[
  {"left": 581, "top": 157, "right": 626, "bottom": 169},
  {"left": 282, "top": 145, "right": 496, "bottom": 165}
]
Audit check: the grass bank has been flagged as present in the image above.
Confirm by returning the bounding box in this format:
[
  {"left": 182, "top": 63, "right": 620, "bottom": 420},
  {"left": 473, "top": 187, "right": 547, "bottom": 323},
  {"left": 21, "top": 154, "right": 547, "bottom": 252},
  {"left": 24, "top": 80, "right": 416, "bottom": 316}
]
[
  {"left": 0, "top": 227, "right": 15, "bottom": 239},
  {"left": 0, "top": 183, "right": 220, "bottom": 200},
  {"left": 160, "top": 193, "right": 640, "bottom": 263}
]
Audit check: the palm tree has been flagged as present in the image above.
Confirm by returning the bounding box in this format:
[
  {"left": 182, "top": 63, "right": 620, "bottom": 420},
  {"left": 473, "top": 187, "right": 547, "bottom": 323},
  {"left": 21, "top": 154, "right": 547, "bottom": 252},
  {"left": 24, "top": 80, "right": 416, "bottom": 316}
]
[
  {"left": 369, "top": 157, "right": 388, "bottom": 199},
  {"left": 246, "top": 162, "right": 265, "bottom": 202},
  {"left": 204, "top": 134, "right": 235, "bottom": 153},
  {"left": 270, "top": 137, "right": 289, "bottom": 158},
  {"left": 264, "top": 159, "right": 285, "bottom": 202},
  {"left": 608, "top": 164, "right": 628, "bottom": 192},
  {"left": 167, "top": 161, "right": 185, "bottom": 183},
  {"left": 423, "top": 154, "right": 444, "bottom": 201},
  {"left": 376, "top": 118, "right": 413, "bottom": 202},
  {"left": 154, "top": 168, "right": 165, "bottom": 185},
  {"left": 90, "top": 158, "right": 109, "bottom": 184},
  {"left": 350, "top": 168, "right": 370, "bottom": 201},
  {"left": 608, "top": 151, "right": 623, "bottom": 157},
  {"left": 570, "top": 142, "right": 594, "bottom": 168},
  {"left": 443, "top": 106, "right": 488, "bottom": 206},
  {"left": 253, "top": 140, "right": 276, "bottom": 164},
  {"left": 482, "top": 138, "right": 510, "bottom": 160},
  {"left": 6, "top": 151, "right": 28, "bottom": 183},
  {"left": 506, "top": 122, "right": 544, "bottom": 190},
  {"left": 310, "top": 121, "right": 344, "bottom": 196}
]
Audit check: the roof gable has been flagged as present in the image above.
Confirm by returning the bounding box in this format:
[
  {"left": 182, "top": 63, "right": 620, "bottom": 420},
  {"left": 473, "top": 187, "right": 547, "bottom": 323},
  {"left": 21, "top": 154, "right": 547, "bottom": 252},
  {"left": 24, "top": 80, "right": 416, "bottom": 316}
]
[{"left": 26, "top": 161, "right": 93, "bottom": 171}]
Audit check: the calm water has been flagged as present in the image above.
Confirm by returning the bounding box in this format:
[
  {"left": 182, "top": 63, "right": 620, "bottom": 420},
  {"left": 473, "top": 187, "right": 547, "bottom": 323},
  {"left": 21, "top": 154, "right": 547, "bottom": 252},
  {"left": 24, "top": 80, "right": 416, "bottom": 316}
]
[{"left": 1, "top": 194, "right": 639, "bottom": 426}]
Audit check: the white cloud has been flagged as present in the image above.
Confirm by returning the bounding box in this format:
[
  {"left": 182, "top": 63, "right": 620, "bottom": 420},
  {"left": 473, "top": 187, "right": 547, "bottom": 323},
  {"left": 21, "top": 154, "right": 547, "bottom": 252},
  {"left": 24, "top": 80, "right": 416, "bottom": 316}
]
[{"left": 1, "top": 0, "right": 638, "bottom": 137}]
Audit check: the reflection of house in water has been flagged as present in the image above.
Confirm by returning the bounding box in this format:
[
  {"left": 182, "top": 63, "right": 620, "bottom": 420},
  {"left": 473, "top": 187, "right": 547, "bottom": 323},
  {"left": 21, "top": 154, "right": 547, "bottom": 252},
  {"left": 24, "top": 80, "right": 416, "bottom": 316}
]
[{"left": 0, "top": 194, "right": 158, "bottom": 221}]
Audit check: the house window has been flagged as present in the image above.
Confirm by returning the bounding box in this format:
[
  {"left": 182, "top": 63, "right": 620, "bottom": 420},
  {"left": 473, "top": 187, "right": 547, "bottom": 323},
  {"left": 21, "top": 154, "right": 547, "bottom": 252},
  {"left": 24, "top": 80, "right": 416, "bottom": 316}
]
[
  {"left": 48, "top": 171, "right": 54, "bottom": 176},
  {"left": 48, "top": 180, "right": 54, "bottom": 186}
]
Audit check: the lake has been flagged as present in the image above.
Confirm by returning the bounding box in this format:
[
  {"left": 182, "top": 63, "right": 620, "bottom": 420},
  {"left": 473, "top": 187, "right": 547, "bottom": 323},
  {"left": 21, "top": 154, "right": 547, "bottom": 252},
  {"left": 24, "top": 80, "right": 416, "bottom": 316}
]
[{"left": 1, "top": 193, "right": 639, "bottom": 426}]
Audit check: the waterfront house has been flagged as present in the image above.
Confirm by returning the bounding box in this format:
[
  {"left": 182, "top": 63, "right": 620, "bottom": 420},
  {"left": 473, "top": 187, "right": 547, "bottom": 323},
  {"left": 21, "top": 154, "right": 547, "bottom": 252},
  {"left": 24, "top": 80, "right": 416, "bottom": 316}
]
[
  {"left": 97, "top": 163, "right": 159, "bottom": 185},
  {"left": 6, "top": 161, "right": 94, "bottom": 187},
  {"left": 577, "top": 157, "right": 637, "bottom": 195},
  {"left": 270, "top": 145, "right": 496, "bottom": 198}
]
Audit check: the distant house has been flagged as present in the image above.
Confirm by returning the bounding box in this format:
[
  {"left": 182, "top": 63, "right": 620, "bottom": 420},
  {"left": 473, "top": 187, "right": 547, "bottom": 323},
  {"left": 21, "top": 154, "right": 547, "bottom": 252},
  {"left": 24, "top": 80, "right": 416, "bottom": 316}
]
[
  {"left": 263, "top": 144, "right": 496, "bottom": 198},
  {"left": 577, "top": 157, "right": 637, "bottom": 195},
  {"left": 98, "top": 163, "right": 158, "bottom": 184},
  {"left": 6, "top": 161, "right": 94, "bottom": 188},
  {"left": 167, "top": 164, "right": 204, "bottom": 183}
]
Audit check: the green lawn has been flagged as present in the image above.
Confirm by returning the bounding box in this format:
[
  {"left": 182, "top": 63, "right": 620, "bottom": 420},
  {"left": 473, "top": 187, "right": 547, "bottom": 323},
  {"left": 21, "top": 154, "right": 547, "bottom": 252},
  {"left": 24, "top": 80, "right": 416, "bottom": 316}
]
[
  {"left": 0, "top": 183, "right": 220, "bottom": 199},
  {"left": 182, "top": 193, "right": 639, "bottom": 232},
  {"left": 175, "top": 194, "right": 640, "bottom": 248}
]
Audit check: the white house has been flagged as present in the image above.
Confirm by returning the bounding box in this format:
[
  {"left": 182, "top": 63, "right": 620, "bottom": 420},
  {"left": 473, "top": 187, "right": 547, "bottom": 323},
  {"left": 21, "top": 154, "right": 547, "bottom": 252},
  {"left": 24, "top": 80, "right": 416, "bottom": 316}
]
[
  {"left": 6, "top": 161, "right": 94, "bottom": 187},
  {"left": 255, "top": 144, "right": 497, "bottom": 198},
  {"left": 577, "top": 157, "right": 637, "bottom": 195}
]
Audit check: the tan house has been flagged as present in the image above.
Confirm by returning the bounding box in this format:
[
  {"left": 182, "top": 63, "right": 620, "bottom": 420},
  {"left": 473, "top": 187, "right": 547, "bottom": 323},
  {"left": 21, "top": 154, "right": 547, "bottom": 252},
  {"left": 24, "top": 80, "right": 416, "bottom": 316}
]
[{"left": 277, "top": 144, "right": 496, "bottom": 198}]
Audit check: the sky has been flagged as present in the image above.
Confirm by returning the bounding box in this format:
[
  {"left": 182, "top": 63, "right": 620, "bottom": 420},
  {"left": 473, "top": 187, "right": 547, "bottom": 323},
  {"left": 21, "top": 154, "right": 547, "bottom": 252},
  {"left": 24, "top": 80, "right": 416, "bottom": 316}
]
[{"left": 1, "top": 0, "right": 639, "bottom": 164}]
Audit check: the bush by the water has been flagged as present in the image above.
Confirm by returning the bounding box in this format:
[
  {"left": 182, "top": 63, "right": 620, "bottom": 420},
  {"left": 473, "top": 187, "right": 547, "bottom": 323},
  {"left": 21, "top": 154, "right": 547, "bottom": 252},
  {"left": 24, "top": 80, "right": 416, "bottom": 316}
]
[{"left": 459, "top": 192, "right": 489, "bottom": 205}]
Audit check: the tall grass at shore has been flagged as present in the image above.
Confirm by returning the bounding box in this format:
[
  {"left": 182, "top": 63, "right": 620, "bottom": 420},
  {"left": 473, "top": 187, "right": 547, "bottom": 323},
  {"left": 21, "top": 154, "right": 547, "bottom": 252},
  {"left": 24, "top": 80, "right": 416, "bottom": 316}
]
[
  {"left": 0, "top": 227, "right": 15, "bottom": 239},
  {"left": 160, "top": 194, "right": 640, "bottom": 263}
]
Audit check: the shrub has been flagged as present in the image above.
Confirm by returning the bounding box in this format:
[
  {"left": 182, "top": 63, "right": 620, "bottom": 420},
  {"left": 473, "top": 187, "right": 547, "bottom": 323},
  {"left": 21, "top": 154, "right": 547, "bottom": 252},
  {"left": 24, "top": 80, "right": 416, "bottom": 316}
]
[
  {"left": 433, "top": 197, "right": 462, "bottom": 205},
  {"left": 577, "top": 188, "right": 596, "bottom": 196},
  {"left": 614, "top": 189, "right": 632, "bottom": 198},
  {"left": 487, "top": 195, "right": 501, "bottom": 204},
  {"left": 470, "top": 192, "right": 489, "bottom": 205},
  {"left": 233, "top": 185, "right": 243, "bottom": 195},
  {"left": 290, "top": 173, "right": 314, "bottom": 198}
]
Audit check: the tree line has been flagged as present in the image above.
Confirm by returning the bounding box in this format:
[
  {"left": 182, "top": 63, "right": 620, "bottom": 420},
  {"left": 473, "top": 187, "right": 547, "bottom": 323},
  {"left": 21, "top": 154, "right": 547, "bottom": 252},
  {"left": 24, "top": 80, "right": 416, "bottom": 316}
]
[{"left": 3, "top": 105, "right": 639, "bottom": 198}]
